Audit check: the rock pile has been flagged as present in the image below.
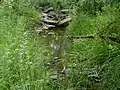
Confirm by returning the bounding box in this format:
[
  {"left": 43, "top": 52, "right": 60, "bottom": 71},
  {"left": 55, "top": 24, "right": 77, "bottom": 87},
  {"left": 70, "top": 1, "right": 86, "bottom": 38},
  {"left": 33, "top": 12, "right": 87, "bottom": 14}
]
[{"left": 36, "top": 5, "right": 71, "bottom": 33}]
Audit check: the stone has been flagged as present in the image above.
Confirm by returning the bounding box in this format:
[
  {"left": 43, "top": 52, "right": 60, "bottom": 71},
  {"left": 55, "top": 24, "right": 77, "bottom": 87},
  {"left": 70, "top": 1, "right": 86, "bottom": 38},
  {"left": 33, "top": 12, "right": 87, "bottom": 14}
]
[
  {"left": 40, "top": 6, "right": 71, "bottom": 30},
  {"left": 41, "top": 12, "right": 48, "bottom": 17},
  {"left": 42, "top": 25, "right": 49, "bottom": 30},
  {"left": 45, "top": 24, "right": 56, "bottom": 29},
  {"left": 36, "top": 29, "right": 42, "bottom": 32},
  {"left": 60, "top": 14, "right": 68, "bottom": 20},
  {"left": 47, "top": 32, "right": 55, "bottom": 35},
  {"left": 47, "top": 14, "right": 55, "bottom": 20},
  {"left": 44, "top": 7, "right": 54, "bottom": 13},
  {"left": 54, "top": 57, "right": 59, "bottom": 60},
  {"left": 44, "top": 19, "right": 59, "bottom": 24},
  {"left": 50, "top": 70, "right": 57, "bottom": 80},
  {"left": 48, "top": 11, "right": 58, "bottom": 19},
  {"left": 58, "top": 17, "right": 71, "bottom": 25},
  {"left": 61, "top": 9, "right": 69, "bottom": 14}
]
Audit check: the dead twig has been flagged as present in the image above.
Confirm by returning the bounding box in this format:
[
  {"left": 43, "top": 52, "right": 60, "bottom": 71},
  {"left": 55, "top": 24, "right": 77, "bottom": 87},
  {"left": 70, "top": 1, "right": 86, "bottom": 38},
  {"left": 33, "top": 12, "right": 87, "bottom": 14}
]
[
  {"left": 100, "top": 35, "right": 120, "bottom": 44},
  {"left": 66, "top": 36, "right": 94, "bottom": 39}
]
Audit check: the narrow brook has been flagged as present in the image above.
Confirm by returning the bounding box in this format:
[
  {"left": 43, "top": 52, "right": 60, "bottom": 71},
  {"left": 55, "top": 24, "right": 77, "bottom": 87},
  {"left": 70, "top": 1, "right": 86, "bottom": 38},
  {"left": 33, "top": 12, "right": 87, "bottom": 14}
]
[
  {"left": 35, "top": 5, "right": 72, "bottom": 86},
  {"left": 38, "top": 29, "right": 71, "bottom": 86}
]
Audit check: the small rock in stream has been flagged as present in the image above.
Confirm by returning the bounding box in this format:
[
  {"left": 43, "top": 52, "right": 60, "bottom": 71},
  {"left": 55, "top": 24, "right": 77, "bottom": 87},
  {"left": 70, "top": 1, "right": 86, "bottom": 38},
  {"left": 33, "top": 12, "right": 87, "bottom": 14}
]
[
  {"left": 38, "top": 5, "right": 71, "bottom": 31},
  {"left": 60, "top": 14, "right": 69, "bottom": 19},
  {"left": 54, "top": 57, "right": 59, "bottom": 60},
  {"left": 44, "top": 19, "right": 59, "bottom": 24},
  {"left": 58, "top": 17, "right": 72, "bottom": 26},
  {"left": 36, "top": 29, "right": 43, "bottom": 33},
  {"left": 44, "top": 7, "right": 54, "bottom": 13},
  {"left": 41, "top": 12, "right": 48, "bottom": 17},
  {"left": 61, "top": 9, "right": 69, "bottom": 14},
  {"left": 47, "top": 32, "right": 55, "bottom": 35},
  {"left": 45, "top": 24, "right": 56, "bottom": 29},
  {"left": 42, "top": 25, "right": 49, "bottom": 30},
  {"left": 48, "top": 11, "right": 59, "bottom": 19},
  {"left": 50, "top": 70, "right": 58, "bottom": 80},
  {"left": 36, "top": 27, "right": 43, "bottom": 33},
  {"left": 47, "top": 14, "right": 56, "bottom": 20}
]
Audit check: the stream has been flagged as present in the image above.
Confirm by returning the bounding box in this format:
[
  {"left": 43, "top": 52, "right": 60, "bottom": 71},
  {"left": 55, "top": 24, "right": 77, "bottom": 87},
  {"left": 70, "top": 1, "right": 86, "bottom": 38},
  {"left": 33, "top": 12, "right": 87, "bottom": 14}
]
[
  {"left": 39, "top": 29, "right": 71, "bottom": 86},
  {"left": 35, "top": 4, "right": 73, "bottom": 87}
]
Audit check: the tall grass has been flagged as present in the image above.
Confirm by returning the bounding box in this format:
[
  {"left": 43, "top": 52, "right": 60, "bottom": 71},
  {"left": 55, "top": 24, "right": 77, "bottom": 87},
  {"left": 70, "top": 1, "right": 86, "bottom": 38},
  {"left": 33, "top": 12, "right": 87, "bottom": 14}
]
[
  {"left": 67, "top": 2, "right": 120, "bottom": 89},
  {"left": 0, "top": 1, "right": 52, "bottom": 90}
]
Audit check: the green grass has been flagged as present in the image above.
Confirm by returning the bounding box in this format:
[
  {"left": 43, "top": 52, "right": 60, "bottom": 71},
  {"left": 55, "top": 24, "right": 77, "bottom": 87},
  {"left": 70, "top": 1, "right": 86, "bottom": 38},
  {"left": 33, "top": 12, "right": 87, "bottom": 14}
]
[
  {"left": 68, "top": 38, "right": 120, "bottom": 89},
  {"left": 67, "top": 3, "right": 120, "bottom": 90},
  {"left": 69, "top": 5, "right": 120, "bottom": 36},
  {"left": 0, "top": 2, "right": 51, "bottom": 90}
]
